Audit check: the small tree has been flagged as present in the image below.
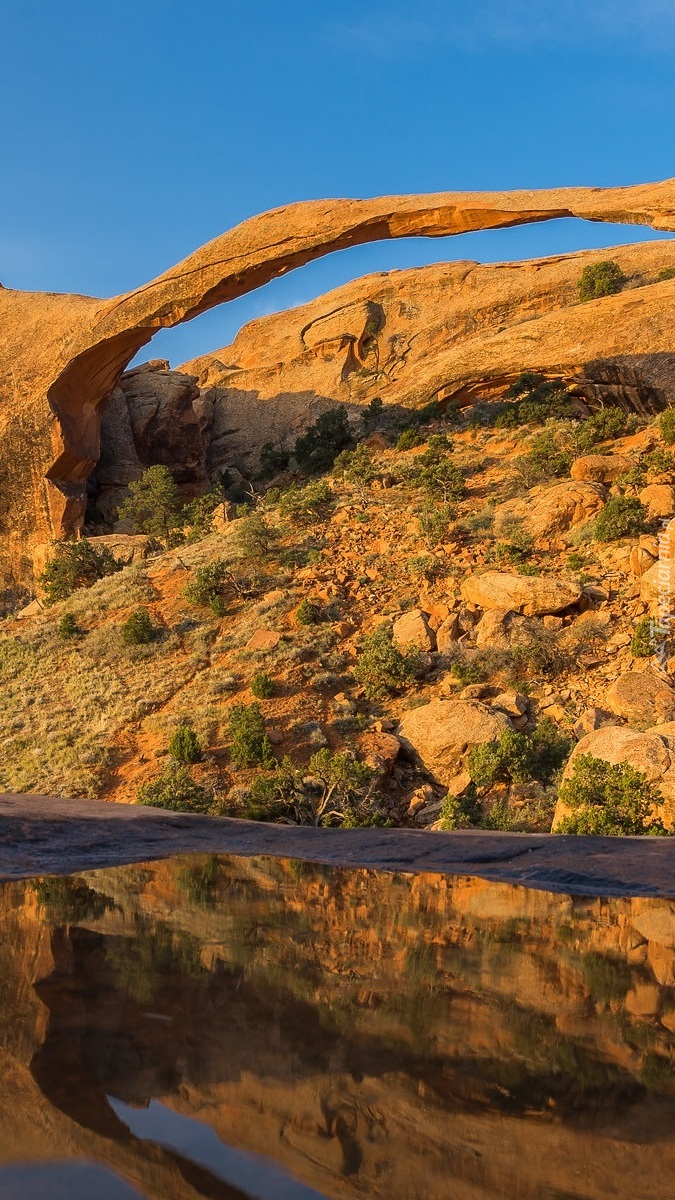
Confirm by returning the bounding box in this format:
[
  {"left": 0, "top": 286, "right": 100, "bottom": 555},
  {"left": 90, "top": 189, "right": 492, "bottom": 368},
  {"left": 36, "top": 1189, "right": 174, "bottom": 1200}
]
[
  {"left": 293, "top": 406, "right": 353, "bottom": 474},
  {"left": 58, "top": 612, "right": 79, "bottom": 639},
  {"left": 578, "top": 260, "right": 625, "bottom": 303},
  {"left": 305, "top": 748, "right": 374, "bottom": 825},
  {"left": 277, "top": 479, "right": 333, "bottom": 525},
  {"left": 236, "top": 514, "right": 277, "bottom": 560},
  {"left": 361, "top": 396, "right": 384, "bottom": 433},
  {"left": 593, "top": 496, "right": 648, "bottom": 542},
  {"left": 228, "top": 702, "right": 276, "bottom": 768},
  {"left": 296, "top": 597, "right": 324, "bottom": 626},
  {"left": 184, "top": 559, "right": 233, "bottom": 615},
  {"left": 467, "top": 721, "right": 570, "bottom": 790},
  {"left": 169, "top": 724, "right": 202, "bottom": 763},
  {"left": 258, "top": 442, "right": 291, "bottom": 479},
  {"left": 353, "top": 624, "right": 417, "bottom": 699},
  {"left": 178, "top": 487, "right": 224, "bottom": 543},
  {"left": 39, "top": 539, "right": 122, "bottom": 605},
  {"left": 554, "top": 754, "right": 669, "bottom": 836},
  {"left": 136, "top": 763, "right": 213, "bottom": 813},
  {"left": 334, "top": 443, "right": 378, "bottom": 496},
  {"left": 118, "top": 464, "right": 181, "bottom": 542},
  {"left": 250, "top": 671, "right": 275, "bottom": 698},
  {"left": 120, "top": 608, "right": 155, "bottom": 645}
]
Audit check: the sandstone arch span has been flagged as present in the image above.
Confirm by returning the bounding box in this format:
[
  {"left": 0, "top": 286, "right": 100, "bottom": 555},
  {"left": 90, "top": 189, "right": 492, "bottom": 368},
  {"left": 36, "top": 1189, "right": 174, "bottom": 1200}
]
[{"left": 2, "top": 177, "right": 675, "bottom": 586}]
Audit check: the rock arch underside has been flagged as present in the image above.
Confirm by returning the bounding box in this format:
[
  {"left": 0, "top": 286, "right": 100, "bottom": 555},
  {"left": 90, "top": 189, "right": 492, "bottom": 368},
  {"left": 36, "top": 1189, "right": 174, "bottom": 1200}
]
[{"left": 4, "top": 177, "right": 675, "bottom": 590}]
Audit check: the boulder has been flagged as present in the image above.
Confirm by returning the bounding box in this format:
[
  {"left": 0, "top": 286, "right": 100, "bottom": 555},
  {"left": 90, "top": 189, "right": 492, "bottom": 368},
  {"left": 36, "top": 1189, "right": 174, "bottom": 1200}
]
[
  {"left": 397, "top": 699, "right": 511, "bottom": 784},
  {"left": 572, "top": 706, "right": 621, "bottom": 739},
  {"left": 629, "top": 544, "right": 658, "bottom": 577},
  {"left": 570, "top": 454, "right": 632, "bottom": 483},
  {"left": 461, "top": 570, "right": 582, "bottom": 616},
  {"left": 552, "top": 724, "right": 675, "bottom": 828},
  {"left": 495, "top": 480, "right": 606, "bottom": 540},
  {"left": 392, "top": 608, "right": 436, "bottom": 652},
  {"left": 357, "top": 730, "right": 401, "bottom": 774},
  {"left": 639, "top": 483, "right": 675, "bottom": 519},
  {"left": 641, "top": 560, "right": 675, "bottom": 609},
  {"left": 605, "top": 668, "right": 675, "bottom": 725},
  {"left": 435, "top": 613, "right": 461, "bottom": 653}
]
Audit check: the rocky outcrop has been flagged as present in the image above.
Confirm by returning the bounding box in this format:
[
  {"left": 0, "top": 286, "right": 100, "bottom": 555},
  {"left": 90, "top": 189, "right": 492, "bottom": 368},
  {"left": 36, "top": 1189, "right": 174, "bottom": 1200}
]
[
  {"left": 461, "top": 569, "right": 582, "bottom": 616},
  {"left": 495, "top": 480, "right": 606, "bottom": 541},
  {"left": 397, "top": 698, "right": 511, "bottom": 783},
  {"left": 570, "top": 453, "right": 632, "bottom": 483},
  {"left": 605, "top": 668, "right": 675, "bottom": 725},
  {"left": 3, "top": 179, "right": 675, "bottom": 588}
]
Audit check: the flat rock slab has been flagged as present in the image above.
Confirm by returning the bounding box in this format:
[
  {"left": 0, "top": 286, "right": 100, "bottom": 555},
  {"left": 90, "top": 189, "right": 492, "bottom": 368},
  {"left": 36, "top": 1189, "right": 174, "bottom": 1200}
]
[{"left": 1, "top": 793, "right": 675, "bottom": 898}]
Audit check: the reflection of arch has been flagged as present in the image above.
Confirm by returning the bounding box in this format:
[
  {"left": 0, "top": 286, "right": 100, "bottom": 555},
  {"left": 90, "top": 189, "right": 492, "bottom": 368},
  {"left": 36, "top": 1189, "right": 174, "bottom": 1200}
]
[{"left": 2, "top": 178, "right": 675, "bottom": 567}]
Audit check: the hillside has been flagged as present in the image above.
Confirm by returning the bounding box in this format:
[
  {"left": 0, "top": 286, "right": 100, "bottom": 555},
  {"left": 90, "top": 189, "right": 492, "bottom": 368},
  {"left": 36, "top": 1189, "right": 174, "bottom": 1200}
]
[{"left": 5, "top": 378, "right": 675, "bottom": 836}]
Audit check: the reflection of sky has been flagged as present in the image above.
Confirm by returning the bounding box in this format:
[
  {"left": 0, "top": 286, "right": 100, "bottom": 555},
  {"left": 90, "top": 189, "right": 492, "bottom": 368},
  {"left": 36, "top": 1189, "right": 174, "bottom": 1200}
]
[
  {"left": 0, "top": 1163, "right": 143, "bottom": 1200},
  {"left": 110, "top": 1098, "right": 328, "bottom": 1200}
]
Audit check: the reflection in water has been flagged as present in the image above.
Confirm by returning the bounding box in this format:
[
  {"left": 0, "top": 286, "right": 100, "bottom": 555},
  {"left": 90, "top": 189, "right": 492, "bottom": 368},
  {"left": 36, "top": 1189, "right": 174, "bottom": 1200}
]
[{"left": 2, "top": 855, "right": 675, "bottom": 1199}]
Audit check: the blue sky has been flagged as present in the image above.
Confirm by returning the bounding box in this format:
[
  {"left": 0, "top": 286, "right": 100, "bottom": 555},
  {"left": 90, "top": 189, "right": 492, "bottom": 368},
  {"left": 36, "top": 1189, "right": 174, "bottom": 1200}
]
[{"left": 1, "top": 0, "right": 674, "bottom": 365}]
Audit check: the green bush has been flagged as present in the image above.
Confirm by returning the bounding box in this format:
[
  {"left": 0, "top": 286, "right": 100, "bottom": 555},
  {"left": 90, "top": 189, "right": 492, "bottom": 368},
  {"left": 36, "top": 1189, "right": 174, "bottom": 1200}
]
[
  {"left": 178, "top": 487, "right": 224, "bottom": 543},
  {"left": 411, "top": 435, "right": 466, "bottom": 502},
  {"left": 554, "top": 754, "right": 669, "bottom": 835},
  {"left": 117, "top": 464, "right": 181, "bottom": 541},
  {"left": 438, "top": 787, "right": 483, "bottom": 830},
  {"left": 578, "top": 260, "right": 625, "bottom": 303},
  {"left": 120, "top": 608, "right": 155, "bottom": 645},
  {"left": 631, "top": 615, "right": 671, "bottom": 659},
  {"left": 184, "top": 559, "right": 232, "bottom": 615},
  {"left": 294, "top": 406, "right": 352, "bottom": 473},
  {"left": 593, "top": 496, "right": 648, "bottom": 541},
  {"left": 246, "top": 750, "right": 381, "bottom": 826},
  {"left": 58, "top": 612, "right": 78, "bottom": 640},
  {"left": 334, "top": 443, "right": 378, "bottom": 492},
  {"left": 228, "top": 702, "right": 276, "bottom": 769},
  {"left": 136, "top": 764, "right": 213, "bottom": 813},
  {"left": 169, "top": 724, "right": 202, "bottom": 763},
  {"left": 643, "top": 447, "right": 675, "bottom": 478},
  {"left": 467, "top": 721, "right": 571, "bottom": 790},
  {"left": 418, "top": 502, "right": 455, "bottom": 545},
  {"left": 660, "top": 409, "right": 675, "bottom": 445},
  {"left": 39, "top": 538, "right": 122, "bottom": 605},
  {"left": 353, "top": 624, "right": 417, "bottom": 699},
  {"left": 250, "top": 670, "right": 275, "bottom": 698},
  {"left": 657, "top": 267, "right": 675, "bottom": 282},
  {"left": 518, "top": 430, "right": 572, "bottom": 485},
  {"left": 573, "top": 407, "right": 630, "bottom": 452},
  {"left": 245, "top": 757, "right": 301, "bottom": 820},
  {"left": 396, "top": 427, "right": 423, "bottom": 451},
  {"left": 258, "top": 442, "right": 291, "bottom": 479},
  {"left": 235, "top": 514, "right": 277, "bottom": 560},
  {"left": 277, "top": 479, "right": 333, "bottom": 525},
  {"left": 361, "top": 396, "right": 384, "bottom": 433},
  {"left": 496, "top": 375, "right": 574, "bottom": 428},
  {"left": 296, "top": 597, "right": 324, "bottom": 625}
]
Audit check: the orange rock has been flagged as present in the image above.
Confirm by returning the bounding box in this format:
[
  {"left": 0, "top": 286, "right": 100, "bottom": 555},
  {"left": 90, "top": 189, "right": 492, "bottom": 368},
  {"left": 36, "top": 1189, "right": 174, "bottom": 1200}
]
[{"left": 246, "top": 630, "right": 282, "bottom": 651}]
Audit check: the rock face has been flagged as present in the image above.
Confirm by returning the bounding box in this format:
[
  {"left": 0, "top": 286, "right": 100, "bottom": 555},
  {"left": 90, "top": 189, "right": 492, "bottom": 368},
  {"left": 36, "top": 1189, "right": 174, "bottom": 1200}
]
[
  {"left": 605, "top": 668, "right": 675, "bottom": 724},
  {"left": 3, "top": 179, "right": 675, "bottom": 589},
  {"left": 461, "top": 570, "right": 582, "bottom": 616},
  {"left": 495, "top": 480, "right": 606, "bottom": 541},
  {"left": 392, "top": 608, "right": 436, "bottom": 651},
  {"left": 397, "top": 698, "right": 511, "bottom": 783},
  {"left": 570, "top": 454, "right": 632, "bottom": 483}
]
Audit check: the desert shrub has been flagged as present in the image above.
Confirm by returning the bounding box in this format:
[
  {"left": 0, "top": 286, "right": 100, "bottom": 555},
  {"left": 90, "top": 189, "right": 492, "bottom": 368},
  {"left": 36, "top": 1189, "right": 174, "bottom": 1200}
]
[
  {"left": 361, "top": 396, "right": 384, "bottom": 433},
  {"left": 517, "top": 430, "right": 572, "bottom": 486},
  {"left": 468, "top": 720, "right": 571, "bottom": 790},
  {"left": 496, "top": 374, "right": 574, "bottom": 428},
  {"left": 39, "top": 538, "right": 122, "bottom": 605},
  {"left": 396, "top": 427, "right": 423, "bottom": 451},
  {"left": 509, "top": 625, "right": 566, "bottom": 680},
  {"left": 643, "top": 447, "right": 675, "bottom": 478},
  {"left": 294, "top": 406, "right": 352, "bottom": 473},
  {"left": 334, "top": 443, "right": 378, "bottom": 492},
  {"left": 184, "top": 559, "right": 232, "bottom": 615},
  {"left": 631, "top": 615, "right": 671, "bottom": 658},
  {"left": 450, "top": 657, "right": 486, "bottom": 685},
  {"left": 245, "top": 757, "right": 301, "bottom": 820},
  {"left": 353, "top": 623, "right": 417, "bottom": 699},
  {"left": 459, "top": 503, "right": 495, "bottom": 536},
  {"left": 405, "top": 554, "right": 439, "bottom": 582},
  {"left": 58, "top": 612, "right": 78, "bottom": 640},
  {"left": 410, "top": 435, "right": 466, "bottom": 501},
  {"left": 118, "top": 464, "right": 181, "bottom": 541},
  {"left": 657, "top": 267, "right": 675, "bottom": 282},
  {"left": 555, "top": 755, "right": 668, "bottom": 835},
  {"left": 277, "top": 479, "right": 333, "bottom": 525},
  {"left": 593, "top": 496, "right": 648, "bottom": 541},
  {"left": 246, "top": 750, "right": 380, "bottom": 826},
  {"left": 235, "top": 514, "right": 277, "bottom": 560},
  {"left": 488, "top": 515, "right": 535, "bottom": 565},
  {"left": 418, "top": 502, "right": 456, "bottom": 544},
  {"left": 169, "top": 724, "right": 202, "bottom": 763},
  {"left": 660, "top": 409, "right": 675, "bottom": 445},
  {"left": 228, "top": 702, "right": 276, "bottom": 768},
  {"left": 250, "top": 670, "right": 275, "bottom": 698},
  {"left": 296, "top": 597, "right": 324, "bottom": 625},
  {"left": 178, "top": 487, "right": 224, "bottom": 543},
  {"left": 136, "top": 764, "right": 213, "bottom": 813},
  {"left": 438, "top": 787, "right": 483, "bottom": 830},
  {"left": 120, "top": 607, "right": 155, "bottom": 645},
  {"left": 578, "top": 260, "right": 625, "bottom": 303},
  {"left": 258, "top": 442, "right": 291, "bottom": 479}
]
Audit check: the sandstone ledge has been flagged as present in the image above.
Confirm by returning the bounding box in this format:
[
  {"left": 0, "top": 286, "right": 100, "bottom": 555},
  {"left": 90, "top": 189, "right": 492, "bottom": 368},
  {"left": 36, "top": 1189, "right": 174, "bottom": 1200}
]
[{"left": 2, "top": 792, "right": 675, "bottom": 898}]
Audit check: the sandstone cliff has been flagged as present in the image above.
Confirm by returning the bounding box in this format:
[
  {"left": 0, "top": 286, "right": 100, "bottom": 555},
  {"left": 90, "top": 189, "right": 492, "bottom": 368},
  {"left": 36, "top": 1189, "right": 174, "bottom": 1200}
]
[{"left": 3, "top": 179, "right": 675, "bottom": 589}]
